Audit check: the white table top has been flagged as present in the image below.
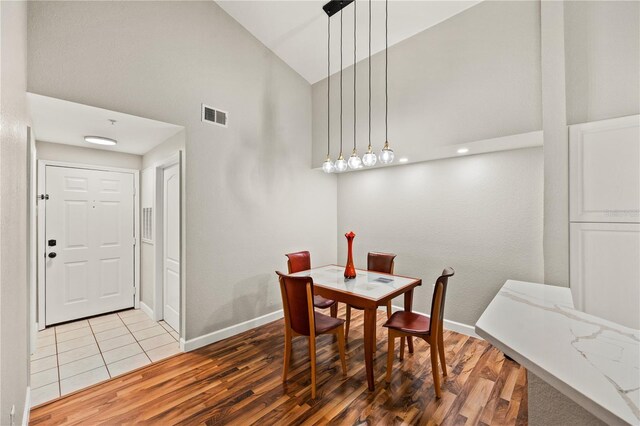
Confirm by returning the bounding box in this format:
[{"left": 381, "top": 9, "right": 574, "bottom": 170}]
[
  {"left": 289, "top": 265, "right": 419, "bottom": 301},
  {"left": 475, "top": 280, "right": 640, "bottom": 425}
]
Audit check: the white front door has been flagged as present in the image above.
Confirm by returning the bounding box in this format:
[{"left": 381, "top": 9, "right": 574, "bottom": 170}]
[
  {"left": 45, "top": 166, "right": 135, "bottom": 325},
  {"left": 163, "top": 163, "right": 180, "bottom": 332}
]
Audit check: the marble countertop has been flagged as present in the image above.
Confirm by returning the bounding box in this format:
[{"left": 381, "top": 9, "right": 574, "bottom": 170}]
[{"left": 475, "top": 280, "right": 639, "bottom": 425}]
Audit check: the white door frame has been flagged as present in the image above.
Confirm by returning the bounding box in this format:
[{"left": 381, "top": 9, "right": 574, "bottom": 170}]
[
  {"left": 153, "top": 152, "right": 182, "bottom": 336},
  {"left": 37, "top": 159, "right": 140, "bottom": 330}
]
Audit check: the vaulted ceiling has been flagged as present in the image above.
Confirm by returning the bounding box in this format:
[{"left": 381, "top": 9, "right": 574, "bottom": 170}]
[{"left": 217, "top": 0, "right": 481, "bottom": 84}]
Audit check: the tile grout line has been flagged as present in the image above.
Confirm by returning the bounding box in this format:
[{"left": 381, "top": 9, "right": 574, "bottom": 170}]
[
  {"left": 118, "top": 312, "right": 153, "bottom": 364},
  {"left": 54, "top": 325, "right": 61, "bottom": 397},
  {"left": 87, "top": 317, "right": 113, "bottom": 380}
]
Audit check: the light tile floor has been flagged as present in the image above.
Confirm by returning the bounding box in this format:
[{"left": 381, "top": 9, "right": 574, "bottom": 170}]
[{"left": 31, "top": 309, "right": 181, "bottom": 407}]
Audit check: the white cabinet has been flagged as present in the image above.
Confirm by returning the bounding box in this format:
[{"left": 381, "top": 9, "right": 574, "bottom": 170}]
[
  {"left": 569, "top": 115, "right": 640, "bottom": 223},
  {"left": 569, "top": 115, "right": 640, "bottom": 330},
  {"left": 570, "top": 223, "right": 640, "bottom": 329}
]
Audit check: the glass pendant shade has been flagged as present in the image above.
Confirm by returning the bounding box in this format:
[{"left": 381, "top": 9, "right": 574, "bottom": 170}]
[
  {"left": 322, "top": 157, "right": 335, "bottom": 173},
  {"left": 348, "top": 150, "right": 363, "bottom": 169},
  {"left": 362, "top": 146, "right": 377, "bottom": 167},
  {"left": 379, "top": 141, "right": 395, "bottom": 164},
  {"left": 335, "top": 155, "right": 348, "bottom": 172}
]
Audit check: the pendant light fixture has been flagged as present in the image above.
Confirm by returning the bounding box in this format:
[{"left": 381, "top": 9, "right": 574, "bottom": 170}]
[
  {"left": 361, "top": 0, "right": 377, "bottom": 167},
  {"left": 348, "top": 0, "right": 362, "bottom": 170},
  {"left": 322, "top": 16, "right": 335, "bottom": 173},
  {"left": 379, "top": 0, "right": 394, "bottom": 164},
  {"left": 334, "top": 8, "right": 348, "bottom": 173}
]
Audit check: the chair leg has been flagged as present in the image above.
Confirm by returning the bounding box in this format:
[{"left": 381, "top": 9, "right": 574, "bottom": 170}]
[
  {"left": 386, "top": 301, "right": 392, "bottom": 319},
  {"left": 399, "top": 337, "right": 405, "bottom": 361},
  {"left": 386, "top": 330, "right": 395, "bottom": 383},
  {"left": 309, "top": 336, "right": 317, "bottom": 399},
  {"left": 438, "top": 328, "right": 447, "bottom": 376},
  {"left": 282, "top": 330, "right": 292, "bottom": 382},
  {"left": 330, "top": 303, "right": 338, "bottom": 318},
  {"left": 337, "top": 326, "right": 347, "bottom": 376},
  {"left": 345, "top": 305, "right": 352, "bottom": 340},
  {"left": 430, "top": 341, "right": 442, "bottom": 398}
]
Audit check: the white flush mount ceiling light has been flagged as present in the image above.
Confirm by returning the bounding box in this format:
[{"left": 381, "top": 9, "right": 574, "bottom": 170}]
[
  {"left": 457, "top": 148, "right": 469, "bottom": 154},
  {"left": 84, "top": 136, "right": 117, "bottom": 146},
  {"left": 398, "top": 157, "right": 408, "bottom": 163}
]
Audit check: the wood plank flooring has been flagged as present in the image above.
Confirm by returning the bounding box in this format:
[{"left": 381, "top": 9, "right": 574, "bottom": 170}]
[{"left": 30, "top": 306, "right": 528, "bottom": 425}]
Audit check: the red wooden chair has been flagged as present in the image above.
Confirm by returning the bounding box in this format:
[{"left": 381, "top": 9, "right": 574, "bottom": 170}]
[
  {"left": 383, "top": 267, "right": 454, "bottom": 398},
  {"left": 276, "top": 271, "right": 347, "bottom": 398},
  {"left": 286, "top": 251, "right": 338, "bottom": 317}
]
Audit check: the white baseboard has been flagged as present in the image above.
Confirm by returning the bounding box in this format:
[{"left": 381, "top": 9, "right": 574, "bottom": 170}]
[
  {"left": 22, "top": 387, "right": 31, "bottom": 426},
  {"left": 391, "top": 305, "right": 481, "bottom": 339},
  {"left": 183, "top": 309, "right": 284, "bottom": 352},
  {"left": 139, "top": 301, "right": 154, "bottom": 320}
]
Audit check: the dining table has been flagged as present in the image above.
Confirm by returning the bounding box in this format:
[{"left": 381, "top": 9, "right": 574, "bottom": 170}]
[{"left": 290, "top": 264, "right": 423, "bottom": 391}]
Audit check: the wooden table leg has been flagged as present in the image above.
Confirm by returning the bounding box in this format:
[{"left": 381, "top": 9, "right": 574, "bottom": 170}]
[
  {"left": 363, "top": 307, "right": 377, "bottom": 391},
  {"left": 404, "top": 289, "right": 414, "bottom": 354}
]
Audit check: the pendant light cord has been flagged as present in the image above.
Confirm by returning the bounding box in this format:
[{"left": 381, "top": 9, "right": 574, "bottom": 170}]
[
  {"left": 353, "top": 0, "right": 357, "bottom": 151},
  {"left": 340, "top": 9, "right": 343, "bottom": 157},
  {"left": 368, "top": 0, "right": 371, "bottom": 150},
  {"left": 385, "top": 0, "right": 388, "bottom": 143},
  {"left": 327, "top": 16, "right": 331, "bottom": 157}
]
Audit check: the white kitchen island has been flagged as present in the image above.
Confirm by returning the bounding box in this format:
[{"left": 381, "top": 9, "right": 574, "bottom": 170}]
[{"left": 475, "top": 280, "right": 639, "bottom": 426}]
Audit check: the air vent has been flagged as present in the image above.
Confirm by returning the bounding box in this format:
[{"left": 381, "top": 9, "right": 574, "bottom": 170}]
[
  {"left": 142, "top": 207, "right": 153, "bottom": 242},
  {"left": 202, "top": 104, "right": 228, "bottom": 127}
]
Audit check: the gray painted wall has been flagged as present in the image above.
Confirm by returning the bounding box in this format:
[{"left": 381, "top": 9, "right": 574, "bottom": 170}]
[
  {"left": 337, "top": 147, "right": 544, "bottom": 326},
  {"left": 565, "top": 1, "right": 640, "bottom": 125},
  {"left": 312, "top": 0, "right": 542, "bottom": 168},
  {"left": 1, "top": 1, "right": 30, "bottom": 423},
  {"left": 36, "top": 141, "right": 143, "bottom": 170},
  {"left": 28, "top": 1, "right": 337, "bottom": 341}
]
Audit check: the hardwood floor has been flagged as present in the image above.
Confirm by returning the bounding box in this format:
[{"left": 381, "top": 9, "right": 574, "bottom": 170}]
[{"left": 30, "top": 306, "right": 528, "bottom": 425}]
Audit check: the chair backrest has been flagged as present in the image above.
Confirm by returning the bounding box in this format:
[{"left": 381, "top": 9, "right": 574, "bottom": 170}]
[
  {"left": 285, "top": 251, "right": 311, "bottom": 274},
  {"left": 367, "top": 252, "right": 396, "bottom": 274},
  {"left": 276, "top": 271, "right": 315, "bottom": 336},
  {"left": 428, "top": 267, "right": 455, "bottom": 335}
]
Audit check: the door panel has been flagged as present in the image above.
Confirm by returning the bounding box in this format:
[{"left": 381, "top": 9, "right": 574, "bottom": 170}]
[
  {"left": 163, "top": 163, "right": 180, "bottom": 332},
  {"left": 45, "top": 166, "right": 135, "bottom": 325},
  {"left": 570, "top": 222, "right": 640, "bottom": 329},
  {"left": 569, "top": 115, "right": 640, "bottom": 222}
]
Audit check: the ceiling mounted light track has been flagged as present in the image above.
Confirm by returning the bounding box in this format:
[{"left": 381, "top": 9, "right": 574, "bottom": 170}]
[{"left": 322, "top": 0, "right": 354, "bottom": 17}]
